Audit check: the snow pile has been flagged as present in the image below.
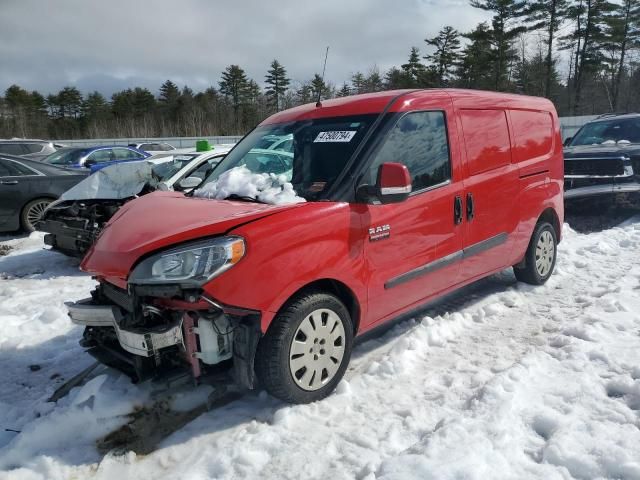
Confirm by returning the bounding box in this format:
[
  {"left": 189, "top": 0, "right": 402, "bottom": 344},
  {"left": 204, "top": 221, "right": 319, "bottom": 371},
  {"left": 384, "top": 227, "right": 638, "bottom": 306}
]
[
  {"left": 194, "top": 166, "right": 305, "bottom": 205},
  {"left": 2, "top": 218, "right": 640, "bottom": 479}
]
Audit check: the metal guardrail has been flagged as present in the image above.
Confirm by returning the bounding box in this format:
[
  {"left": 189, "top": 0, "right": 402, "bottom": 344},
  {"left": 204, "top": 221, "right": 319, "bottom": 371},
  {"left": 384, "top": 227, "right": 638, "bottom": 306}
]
[
  {"left": 55, "top": 136, "right": 244, "bottom": 148},
  {"left": 53, "top": 116, "right": 593, "bottom": 147}
]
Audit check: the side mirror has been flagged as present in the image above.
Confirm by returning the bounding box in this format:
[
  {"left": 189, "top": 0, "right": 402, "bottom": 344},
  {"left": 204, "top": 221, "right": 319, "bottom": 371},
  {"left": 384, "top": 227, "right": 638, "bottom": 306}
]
[
  {"left": 177, "top": 176, "right": 201, "bottom": 190},
  {"left": 376, "top": 162, "right": 411, "bottom": 204},
  {"left": 84, "top": 158, "right": 96, "bottom": 168},
  {"left": 563, "top": 137, "right": 573, "bottom": 147}
]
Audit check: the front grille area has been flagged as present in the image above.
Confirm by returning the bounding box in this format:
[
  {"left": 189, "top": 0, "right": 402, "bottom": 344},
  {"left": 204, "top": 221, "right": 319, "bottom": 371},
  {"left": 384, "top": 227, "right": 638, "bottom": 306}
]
[
  {"left": 565, "top": 157, "right": 625, "bottom": 177},
  {"left": 101, "top": 282, "right": 135, "bottom": 312}
]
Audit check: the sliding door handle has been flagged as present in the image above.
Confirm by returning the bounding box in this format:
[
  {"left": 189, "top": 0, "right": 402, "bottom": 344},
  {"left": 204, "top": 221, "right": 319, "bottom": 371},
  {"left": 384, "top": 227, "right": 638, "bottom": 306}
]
[
  {"left": 466, "top": 192, "right": 474, "bottom": 221},
  {"left": 454, "top": 195, "right": 463, "bottom": 225}
]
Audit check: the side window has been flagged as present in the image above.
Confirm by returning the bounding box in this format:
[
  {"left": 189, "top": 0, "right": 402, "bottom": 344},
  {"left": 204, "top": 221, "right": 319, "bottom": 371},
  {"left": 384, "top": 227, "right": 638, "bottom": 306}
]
[
  {"left": 189, "top": 162, "right": 213, "bottom": 180},
  {"left": 114, "top": 148, "right": 144, "bottom": 160},
  {"left": 370, "top": 111, "right": 451, "bottom": 192},
  {"left": 509, "top": 110, "right": 553, "bottom": 162},
  {"left": 140, "top": 144, "right": 154, "bottom": 151},
  {"left": 23, "top": 144, "right": 44, "bottom": 154},
  {"left": 0, "top": 144, "right": 27, "bottom": 155},
  {"left": 0, "top": 159, "right": 38, "bottom": 176},
  {"left": 0, "top": 160, "right": 12, "bottom": 176},
  {"left": 7, "top": 160, "right": 39, "bottom": 175},
  {"left": 460, "top": 109, "right": 511, "bottom": 175},
  {"left": 87, "top": 149, "right": 114, "bottom": 163},
  {"left": 162, "top": 143, "right": 175, "bottom": 151}
]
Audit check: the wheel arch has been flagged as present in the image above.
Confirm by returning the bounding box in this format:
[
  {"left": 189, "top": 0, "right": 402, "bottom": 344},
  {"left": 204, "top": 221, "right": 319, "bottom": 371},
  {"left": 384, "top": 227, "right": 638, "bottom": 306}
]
[
  {"left": 538, "top": 207, "right": 562, "bottom": 243},
  {"left": 275, "top": 278, "right": 362, "bottom": 335}
]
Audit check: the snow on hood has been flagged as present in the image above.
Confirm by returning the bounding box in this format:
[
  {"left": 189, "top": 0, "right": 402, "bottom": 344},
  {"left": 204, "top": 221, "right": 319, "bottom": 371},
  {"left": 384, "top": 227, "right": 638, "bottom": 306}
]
[
  {"left": 57, "top": 161, "right": 157, "bottom": 202},
  {"left": 193, "top": 166, "right": 306, "bottom": 205}
]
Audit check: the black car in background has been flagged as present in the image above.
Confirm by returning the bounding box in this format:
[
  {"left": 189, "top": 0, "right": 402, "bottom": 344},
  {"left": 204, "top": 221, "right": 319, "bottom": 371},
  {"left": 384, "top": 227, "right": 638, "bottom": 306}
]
[
  {"left": 564, "top": 114, "right": 640, "bottom": 203},
  {"left": 0, "top": 155, "right": 87, "bottom": 232}
]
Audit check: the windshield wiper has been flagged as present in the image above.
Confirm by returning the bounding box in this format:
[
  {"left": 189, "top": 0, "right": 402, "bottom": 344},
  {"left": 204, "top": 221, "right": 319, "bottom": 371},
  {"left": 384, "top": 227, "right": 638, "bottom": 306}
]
[{"left": 224, "top": 194, "right": 267, "bottom": 203}]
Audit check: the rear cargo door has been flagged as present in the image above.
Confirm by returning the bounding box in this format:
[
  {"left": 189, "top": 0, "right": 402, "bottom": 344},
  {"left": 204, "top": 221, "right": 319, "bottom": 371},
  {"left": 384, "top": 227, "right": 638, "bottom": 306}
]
[{"left": 457, "top": 108, "right": 520, "bottom": 281}]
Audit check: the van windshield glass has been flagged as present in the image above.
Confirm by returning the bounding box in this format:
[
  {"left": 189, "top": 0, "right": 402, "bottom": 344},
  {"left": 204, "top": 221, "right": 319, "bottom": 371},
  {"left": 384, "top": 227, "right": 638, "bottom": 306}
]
[{"left": 197, "top": 114, "right": 377, "bottom": 201}]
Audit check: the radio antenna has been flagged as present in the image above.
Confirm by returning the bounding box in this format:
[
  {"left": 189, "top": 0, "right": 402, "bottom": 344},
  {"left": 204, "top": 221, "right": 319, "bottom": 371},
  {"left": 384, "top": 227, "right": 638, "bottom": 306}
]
[{"left": 316, "top": 46, "right": 329, "bottom": 108}]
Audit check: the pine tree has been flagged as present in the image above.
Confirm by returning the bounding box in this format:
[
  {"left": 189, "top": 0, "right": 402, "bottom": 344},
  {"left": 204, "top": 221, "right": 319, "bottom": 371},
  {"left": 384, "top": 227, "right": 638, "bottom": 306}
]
[
  {"left": 337, "top": 82, "right": 351, "bottom": 97},
  {"left": 351, "top": 72, "right": 366, "bottom": 94},
  {"left": 522, "top": 0, "right": 570, "bottom": 98},
  {"left": 158, "top": 80, "right": 180, "bottom": 121},
  {"left": 458, "top": 22, "right": 496, "bottom": 89},
  {"left": 384, "top": 67, "right": 406, "bottom": 89},
  {"left": 311, "top": 74, "right": 331, "bottom": 101},
  {"left": 424, "top": 26, "right": 462, "bottom": 86},
  {"left": 219, "top": 65, "right": 251, "bottom": 128},
  {"left": 365, "top": 67, "right": 384, "bottom": 92},
  {"left": 561, "top": 0, "right": 616, "bottom": 113},
  {"left": 401, "top": 47, "right": 429, "bottom": 87},
  {"left": 602, "top": 0, "right": 640, "bottom": 109},
  {"left": 470, "top": 0, "right": 527, "bottom": 90},
  {"left": 264, "top": 60, "right": 290, "bottom": 111}
]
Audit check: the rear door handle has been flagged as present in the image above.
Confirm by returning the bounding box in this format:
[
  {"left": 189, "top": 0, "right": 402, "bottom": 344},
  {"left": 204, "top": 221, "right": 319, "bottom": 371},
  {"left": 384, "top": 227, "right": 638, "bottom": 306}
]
[
  {"left": 0, "top": 180, "right": 18, "bottom": 185},
  {"left": 466, "top": 192, "right": 474, "bottom": 221},
  {"left": 454, "top": 195, "right": 463, "bottom": 225}
]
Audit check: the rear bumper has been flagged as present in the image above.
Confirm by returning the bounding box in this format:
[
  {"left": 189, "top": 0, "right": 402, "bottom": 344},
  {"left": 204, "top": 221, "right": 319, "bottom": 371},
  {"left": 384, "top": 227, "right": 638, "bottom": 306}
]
[{"left": 65, "top": 298, "right": 184, "bottom": 357}]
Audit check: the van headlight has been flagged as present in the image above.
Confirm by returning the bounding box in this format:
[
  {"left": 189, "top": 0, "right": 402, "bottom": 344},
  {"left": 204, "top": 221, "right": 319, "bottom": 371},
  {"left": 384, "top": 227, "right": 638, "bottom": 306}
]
[{"left": 129, "top": 237, "right": 245, "bottom": 286}]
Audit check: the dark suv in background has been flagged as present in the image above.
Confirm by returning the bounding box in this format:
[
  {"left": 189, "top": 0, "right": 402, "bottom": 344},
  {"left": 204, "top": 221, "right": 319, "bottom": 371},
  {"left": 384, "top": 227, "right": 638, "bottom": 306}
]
[
  {"left": 564, "top": 113, "right": 640, "bottom": 203},
  {"left": 0, "top": 139, "right": 63, "bottom": 160}
]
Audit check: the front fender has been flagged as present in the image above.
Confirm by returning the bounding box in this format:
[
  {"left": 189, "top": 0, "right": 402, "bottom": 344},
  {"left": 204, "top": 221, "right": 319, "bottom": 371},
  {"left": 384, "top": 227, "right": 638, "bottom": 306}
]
[{"left": 201, "top": 202, "right": 368, "bottom": 333}]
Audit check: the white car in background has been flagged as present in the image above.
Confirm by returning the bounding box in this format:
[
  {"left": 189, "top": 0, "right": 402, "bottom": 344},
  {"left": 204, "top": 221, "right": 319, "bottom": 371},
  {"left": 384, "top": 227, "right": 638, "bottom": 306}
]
[
  {"left": 39, "top": 145, "right": 234, "bottom": 256},
  {"left": 128, "top": 141, "right": 178, "bottom": 155}
]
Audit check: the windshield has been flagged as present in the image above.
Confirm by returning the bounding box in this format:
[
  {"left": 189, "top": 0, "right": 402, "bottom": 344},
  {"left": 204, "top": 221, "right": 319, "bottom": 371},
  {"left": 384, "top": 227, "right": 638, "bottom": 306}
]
[
  {"left": 44, "top": 148, "right": 85, "bottom": 165},
  {"left": 197, "top": 114, "right": 377, "bottom": 201},
  {"left": 152, "top": 154, "right": 199, "bottom": 180},
  {"left": 570, "top": 117, "right": 640, "bottom": 146}
]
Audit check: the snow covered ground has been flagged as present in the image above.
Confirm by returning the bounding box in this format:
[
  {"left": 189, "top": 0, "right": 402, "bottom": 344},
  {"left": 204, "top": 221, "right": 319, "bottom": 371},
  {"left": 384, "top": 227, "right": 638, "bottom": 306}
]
[{"left": 1, "top": 215, "right": 640, "bottom": 480}]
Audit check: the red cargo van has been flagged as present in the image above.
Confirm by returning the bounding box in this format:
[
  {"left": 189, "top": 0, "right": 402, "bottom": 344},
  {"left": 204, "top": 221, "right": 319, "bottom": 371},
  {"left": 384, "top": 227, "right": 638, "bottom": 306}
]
[{"left": 67, "top": 89, "right": 563, "bottom": 403}]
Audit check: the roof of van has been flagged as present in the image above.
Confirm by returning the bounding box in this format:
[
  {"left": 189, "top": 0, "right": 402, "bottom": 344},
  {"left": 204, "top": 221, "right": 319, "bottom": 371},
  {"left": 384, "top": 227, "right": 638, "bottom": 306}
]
[{"left": 261, "top": 88, "right": 556, "bottom": 125}]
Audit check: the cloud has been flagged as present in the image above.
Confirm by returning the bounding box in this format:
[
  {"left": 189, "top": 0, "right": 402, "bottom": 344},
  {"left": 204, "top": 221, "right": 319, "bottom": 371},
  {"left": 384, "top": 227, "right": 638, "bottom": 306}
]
[{"left": 0, "top": 0, "right": 488, "bottom": 96}]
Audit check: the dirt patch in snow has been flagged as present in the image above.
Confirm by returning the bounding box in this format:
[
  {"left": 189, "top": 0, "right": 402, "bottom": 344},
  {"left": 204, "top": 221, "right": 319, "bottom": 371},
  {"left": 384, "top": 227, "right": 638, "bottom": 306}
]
[{"left": 0, "top": 245, "right": 11, "bottom": 256}]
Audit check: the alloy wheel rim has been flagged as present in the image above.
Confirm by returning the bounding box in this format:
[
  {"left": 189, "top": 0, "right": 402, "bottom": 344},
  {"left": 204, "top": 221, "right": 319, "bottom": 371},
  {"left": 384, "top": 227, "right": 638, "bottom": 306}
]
[
  {"left": 26, "top": 201, "right": 50, "bottom": 230},
  {"left": 289, "top": 308, "right": 346, "bottom": 391},
  {"left": 535, "top": 230, "right": 555, "bottom": 277}
]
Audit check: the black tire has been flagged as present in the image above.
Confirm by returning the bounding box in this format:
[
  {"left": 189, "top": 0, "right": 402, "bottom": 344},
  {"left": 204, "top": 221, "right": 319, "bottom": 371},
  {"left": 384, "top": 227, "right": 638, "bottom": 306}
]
[
  {"left": 21, "top": 198, "right": 53, "bottom": 232},
  {"left": 255, "top": 291, "right": 354, "bottom": 404},
  {"left": 514, "top": 221, "right": 557, "bottom": 285}
]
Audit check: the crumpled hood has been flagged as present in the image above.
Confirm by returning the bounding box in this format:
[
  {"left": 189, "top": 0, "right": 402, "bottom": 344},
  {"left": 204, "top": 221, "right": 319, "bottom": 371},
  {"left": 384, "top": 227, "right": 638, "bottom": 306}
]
[{"left": 80, "top": 190, "right": 302, "bottom": 278}]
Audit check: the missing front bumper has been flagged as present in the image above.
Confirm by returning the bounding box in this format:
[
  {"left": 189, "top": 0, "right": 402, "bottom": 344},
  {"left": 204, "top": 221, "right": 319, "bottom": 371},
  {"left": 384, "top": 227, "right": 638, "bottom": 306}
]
[{"left": 65, "top": 298, "right": 184, "bottom": 357}]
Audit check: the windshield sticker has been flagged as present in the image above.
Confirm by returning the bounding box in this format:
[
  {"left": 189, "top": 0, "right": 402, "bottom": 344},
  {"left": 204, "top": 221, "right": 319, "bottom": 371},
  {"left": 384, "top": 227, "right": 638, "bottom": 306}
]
[{"left": 314, "top": 131, "right": 357, "bottom": 143}]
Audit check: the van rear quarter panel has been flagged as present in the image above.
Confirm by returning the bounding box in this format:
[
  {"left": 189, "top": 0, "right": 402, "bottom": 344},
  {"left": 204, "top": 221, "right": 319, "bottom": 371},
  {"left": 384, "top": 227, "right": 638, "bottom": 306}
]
[
  {"left": 506, "top": 104, "right": 564, "bottom": 261},
  {"left": 206, "top": 203, "right": 368, "bottom": 333},
  {"left": 449, "top": 91, "right": 563, "bottom": 266}
]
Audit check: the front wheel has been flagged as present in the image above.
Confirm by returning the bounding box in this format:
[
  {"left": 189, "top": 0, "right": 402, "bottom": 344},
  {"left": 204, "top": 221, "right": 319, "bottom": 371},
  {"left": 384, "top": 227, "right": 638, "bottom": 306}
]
[
  {"left": 255, "top": 291, "right": 353, "bottom": 404},
  {"left": 21, "top": 198, "right": 52, "bottom": 232},
  {"left": 514, "top": 221, "right": 557, "bottom": 285}
]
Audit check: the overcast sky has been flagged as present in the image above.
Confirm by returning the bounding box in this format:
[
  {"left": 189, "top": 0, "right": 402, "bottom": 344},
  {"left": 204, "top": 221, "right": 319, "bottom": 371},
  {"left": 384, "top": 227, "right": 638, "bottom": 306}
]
[{"left": 0, "top": 0, "right": 488, "bottom": 97}]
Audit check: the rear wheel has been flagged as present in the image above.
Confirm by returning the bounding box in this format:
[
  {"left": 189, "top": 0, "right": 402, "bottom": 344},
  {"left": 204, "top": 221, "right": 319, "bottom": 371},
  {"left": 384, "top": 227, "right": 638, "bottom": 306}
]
[
  {"left": 21, "top": 198, "right": 52, "bottom": 232},
  {"left": 514, "top": 221, "right": 557, "bottom": 285},
  {"left": 255, "top": 291, "right": 353, "bottom": 403}
]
